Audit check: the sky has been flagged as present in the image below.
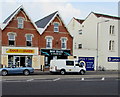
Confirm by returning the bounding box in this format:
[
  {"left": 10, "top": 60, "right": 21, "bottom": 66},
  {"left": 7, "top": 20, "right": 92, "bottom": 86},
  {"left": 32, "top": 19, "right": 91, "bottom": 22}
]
[{"left": 0, "top": 0, "right": 119, "bottom": 25}]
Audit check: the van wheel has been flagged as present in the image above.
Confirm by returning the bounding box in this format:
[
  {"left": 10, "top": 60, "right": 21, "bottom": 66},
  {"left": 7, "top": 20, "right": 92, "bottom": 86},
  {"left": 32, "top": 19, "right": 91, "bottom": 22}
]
[
  {"left": 79, "top": 70, "right": 85, "bottom": 75},
  {"left": 60, "top": 70, "right": 66, "bottom": 75}
]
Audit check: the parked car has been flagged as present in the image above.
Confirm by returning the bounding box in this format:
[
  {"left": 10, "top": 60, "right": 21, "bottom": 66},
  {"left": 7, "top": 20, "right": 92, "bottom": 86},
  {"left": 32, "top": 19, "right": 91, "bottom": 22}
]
[
  {"left": 50, "top": 59, "right": 86, "bottom": 75},
  {"left": 0, "top": 65, "right": 34, "bottom": 76}
]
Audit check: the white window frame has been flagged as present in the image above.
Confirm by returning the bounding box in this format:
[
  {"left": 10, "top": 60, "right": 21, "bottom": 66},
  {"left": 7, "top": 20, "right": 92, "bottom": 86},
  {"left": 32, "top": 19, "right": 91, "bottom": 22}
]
[
  {"left": 54, "top": 22, "right": 59, "bottom": 32},
  {"left": 17, "top": 17, "right": 24, "bottom": 29},
  {"left": 60, "top": 37, "right": 68, "bottom": 49},
  {"left": 78, "top": 29, "right": 82, "bottom": 35},
  {"left": 45, "top": 36, "right": 53, "bottom": 49},
  {"left": 78, "top": 44, "right": 82, "bottom": 49},
  {"left": 110, "top": 25, "right": 115, "bottom": 35},
  {"left": 109, "top": 40, "right": 115, "bottom": 51},
  {"left": 25, "top": 34, "right": 34, "bottom": 46},
  {"left": 7, "top": 32, "right": 16, "bottom": 46}
]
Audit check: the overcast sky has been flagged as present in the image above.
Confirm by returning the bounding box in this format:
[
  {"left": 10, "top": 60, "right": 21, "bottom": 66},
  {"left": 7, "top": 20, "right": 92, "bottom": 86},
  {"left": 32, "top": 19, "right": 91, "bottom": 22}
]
[{"left": 0, "top": 0, "right": 119, "bottom": 25}]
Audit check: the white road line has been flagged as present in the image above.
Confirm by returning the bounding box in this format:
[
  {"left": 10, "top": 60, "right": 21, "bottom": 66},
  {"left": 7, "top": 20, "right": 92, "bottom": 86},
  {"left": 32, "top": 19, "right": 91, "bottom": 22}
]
[
  {"left": 101, "top": 77, "right": 105, "bottom": 80},
  {"left": 27, "top": 79, "right": 34, "bottom": 82},
  {"left": 53, "top": 78, "right": 60, "bottom": 81},
  {"left": 81, "top": 78, "right": 84, "bottom": 81}
]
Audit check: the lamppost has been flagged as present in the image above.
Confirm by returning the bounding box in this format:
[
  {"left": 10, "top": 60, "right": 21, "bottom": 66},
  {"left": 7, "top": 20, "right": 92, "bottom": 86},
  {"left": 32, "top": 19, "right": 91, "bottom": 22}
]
[{"left": 96, "top": 20, "right": 109, "bottom": 71}]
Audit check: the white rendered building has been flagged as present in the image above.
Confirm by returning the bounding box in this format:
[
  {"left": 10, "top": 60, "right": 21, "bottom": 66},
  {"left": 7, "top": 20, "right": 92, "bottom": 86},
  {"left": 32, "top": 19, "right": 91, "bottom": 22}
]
[{"left": 67, "top": 12, "right": 119, "bottom": 70}]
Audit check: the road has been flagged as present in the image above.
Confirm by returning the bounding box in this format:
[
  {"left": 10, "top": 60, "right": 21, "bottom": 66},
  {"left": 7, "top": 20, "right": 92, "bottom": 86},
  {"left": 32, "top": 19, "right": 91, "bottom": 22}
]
[
  {"left": 1, "top": 77, "right": 119, "bottom": 95},
  {"left": 1, "top": 71, "right": 119, "bottom": 97}
]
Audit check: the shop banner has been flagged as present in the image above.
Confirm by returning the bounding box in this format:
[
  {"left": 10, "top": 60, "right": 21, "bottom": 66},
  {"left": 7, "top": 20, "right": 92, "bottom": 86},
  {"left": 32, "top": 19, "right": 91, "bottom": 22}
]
[
  {"left": 78, "top": 57, "right": 94, "bottom": 71},
  {"left": 6, "top": 49, "right": 35, "bottom": 54},
  {"left": 108, "top": 57, "right": 120, "bottom": 62}
]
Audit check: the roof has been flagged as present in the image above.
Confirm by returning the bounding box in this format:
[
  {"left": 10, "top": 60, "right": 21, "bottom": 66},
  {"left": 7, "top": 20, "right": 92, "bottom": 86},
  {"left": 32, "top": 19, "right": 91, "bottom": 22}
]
[
  {"left": 35, "top": 11, "right": 58, "bottom": 28},
  {"left": 93, "top": 12, "right": 120, "bottom": 20},
  {"left": 74, "top": 18, "right": 84, "bottom": 24},
  {"left": 3, "top": 6, "right": 22, "bottom": 24},
  {"left": 1, "top": 5, "right": 40, "bottom": 35}
]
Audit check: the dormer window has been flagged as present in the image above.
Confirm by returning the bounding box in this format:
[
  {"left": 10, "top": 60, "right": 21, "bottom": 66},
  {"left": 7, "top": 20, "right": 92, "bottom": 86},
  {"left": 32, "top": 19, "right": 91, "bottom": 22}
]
[
  {"left": 17, "top": 17, "right": 24, "bottom": 29},
  {"left": 54, "top": 22, "right": 59, "bottom": 32}
]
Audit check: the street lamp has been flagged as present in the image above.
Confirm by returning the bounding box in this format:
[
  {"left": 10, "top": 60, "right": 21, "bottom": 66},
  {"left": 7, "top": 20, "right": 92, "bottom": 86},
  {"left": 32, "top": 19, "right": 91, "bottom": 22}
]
[{"left": 96, "top": 20, "right": 109, "bottom": 71}]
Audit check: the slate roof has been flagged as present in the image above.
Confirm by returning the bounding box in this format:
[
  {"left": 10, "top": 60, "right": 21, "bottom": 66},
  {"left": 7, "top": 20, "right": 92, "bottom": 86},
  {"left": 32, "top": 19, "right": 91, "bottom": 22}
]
[
  {"left": 93, "top": 12, "right": 120, "bottom": 20},
  {"left": 35, "top": 11, "right": 58, "bottom": 28},
  {"left": 3, "top": 6, "right": 22, "bottom": 24}
]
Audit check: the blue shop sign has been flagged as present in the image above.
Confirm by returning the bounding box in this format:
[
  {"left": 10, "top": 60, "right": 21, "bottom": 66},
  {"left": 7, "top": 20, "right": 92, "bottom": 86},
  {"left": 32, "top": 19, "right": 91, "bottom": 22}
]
[
  {"left": 78, "top": 57, "right": 94, "bottom": 71},
  {"left": 108, "top": 57, "right": 120, "bottom": 62}
]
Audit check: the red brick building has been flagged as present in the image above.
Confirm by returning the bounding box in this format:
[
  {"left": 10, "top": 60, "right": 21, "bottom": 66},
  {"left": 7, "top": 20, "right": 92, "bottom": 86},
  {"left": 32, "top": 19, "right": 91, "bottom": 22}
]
[
  {"left": 35, "top": 11, "right": 73, "bottom": 67},
  {"left": 1, "top": 6, "right": 73, "bottom": 70},
  {"left": 1, "top": 6, "right": 40, "bottom": 69}
]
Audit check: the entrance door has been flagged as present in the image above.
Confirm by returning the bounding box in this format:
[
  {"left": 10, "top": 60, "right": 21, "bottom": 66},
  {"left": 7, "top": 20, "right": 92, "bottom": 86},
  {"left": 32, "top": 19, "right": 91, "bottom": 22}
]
[
  {"left": 13, "top": 56, "right": 20, "bottom": 67},
  {"left": 20, "top": 57, "right": 25, "bottom": 67}
]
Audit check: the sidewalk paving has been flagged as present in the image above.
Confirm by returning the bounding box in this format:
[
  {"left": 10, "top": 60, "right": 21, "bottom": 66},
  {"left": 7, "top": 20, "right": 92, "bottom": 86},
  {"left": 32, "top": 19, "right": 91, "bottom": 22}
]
[{"left": 34, "top": 70, "right": 119, "bottom": 75}]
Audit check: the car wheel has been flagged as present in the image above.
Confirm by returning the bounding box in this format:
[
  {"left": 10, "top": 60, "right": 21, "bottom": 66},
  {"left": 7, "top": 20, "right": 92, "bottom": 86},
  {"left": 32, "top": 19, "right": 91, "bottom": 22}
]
[
  {"left": 60, "top": 70, "right": 66, "bottom": 75},
  {"left": 79, "top": 70, "right": 85, "bottom": 75},
  {"left": 2, "top": 70, "right": 8, "bottom": 76},
  {"left": 23, "top": 70, "right": 30, "bottom": 76}
]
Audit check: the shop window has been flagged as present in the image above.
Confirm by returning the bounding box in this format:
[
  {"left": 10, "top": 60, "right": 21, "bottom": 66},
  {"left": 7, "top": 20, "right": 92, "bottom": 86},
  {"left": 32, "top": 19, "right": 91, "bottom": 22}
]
[
  {"left": 26, "top": 56, "right": 32, "bottom": 67},
  {"left": 66, "top": 61, "right": 74, "bottom": 66},
  {"left": 78, "top": 44, "right": 82, "bottom": 49},
  {"left": 61, "top": 37, "right": 67, "bottom": 49},
  {"left": 54, "top": 22, "right": 59, "bottom": 32},
  {"left": 46, "top": 37, "right": 53, "bottom": 49},
  {"left": 109, "top": 40, "right": 115, "bottom": 51},
  {"left": 26, "top": 34, "right": 33, "bottom": 46},
  {"left": 8, "top": 55, "right": 13, "bottom": 67},
  {"left": 17, "top": 17, "right": 24, "bottom": 29},
  {"left": 8, "top": 33, "right": 16, "bottom": 46}
]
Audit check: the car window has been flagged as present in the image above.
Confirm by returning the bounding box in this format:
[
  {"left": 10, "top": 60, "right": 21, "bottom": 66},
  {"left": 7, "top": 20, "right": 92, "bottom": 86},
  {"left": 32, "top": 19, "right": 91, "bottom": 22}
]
[{"left": 66, "top": 61, "right": 74, "bottom": 66}]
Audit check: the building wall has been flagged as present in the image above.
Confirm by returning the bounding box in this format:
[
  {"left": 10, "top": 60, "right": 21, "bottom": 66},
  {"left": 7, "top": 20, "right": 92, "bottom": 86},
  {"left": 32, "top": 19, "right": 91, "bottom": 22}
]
[
  {"left": 2, "top": 10, "right": 40, "bottom": 47},
  {"left": 0, "top": 28, "right": 2, "bottom": 66},
  {"left": 67, "top": 13, "right": 119, "bottom": 70},
  {"left": 40, "top": 16, "right": 73, "bottom": 53},
  {"left": 1, "top": 10, "right": 41, "bottom": 69}
]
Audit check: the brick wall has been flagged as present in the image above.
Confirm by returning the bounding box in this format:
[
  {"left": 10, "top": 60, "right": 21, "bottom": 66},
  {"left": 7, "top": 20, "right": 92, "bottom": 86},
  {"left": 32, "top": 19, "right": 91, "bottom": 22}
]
[
  {"left": 2, "top": 10, "right": 40, "bottom": 47},
  {"left": 39, "top": 16, "right": 73, "bottom": 54}
]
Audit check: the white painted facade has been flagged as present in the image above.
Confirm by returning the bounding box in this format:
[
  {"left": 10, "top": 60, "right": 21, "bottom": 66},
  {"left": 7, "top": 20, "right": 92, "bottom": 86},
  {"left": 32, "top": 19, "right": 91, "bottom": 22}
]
[{"left": 67, "top": 12, "right": 119, "bottom": 70}]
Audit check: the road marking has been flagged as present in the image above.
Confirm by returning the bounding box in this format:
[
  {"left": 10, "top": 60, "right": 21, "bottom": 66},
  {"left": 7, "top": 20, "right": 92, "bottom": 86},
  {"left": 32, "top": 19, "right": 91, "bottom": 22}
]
[
  {"left": 101, "top": 77, "right": 105, "bottom": 81},
  {"left": 53, "top": 78, "right": 60, "bottom": 81},
  {"left": 27, "top": 79, "right": 34, "bottom": 82},
  {"left": 81, "top": 78, "right": 84, "bottom": 81}
]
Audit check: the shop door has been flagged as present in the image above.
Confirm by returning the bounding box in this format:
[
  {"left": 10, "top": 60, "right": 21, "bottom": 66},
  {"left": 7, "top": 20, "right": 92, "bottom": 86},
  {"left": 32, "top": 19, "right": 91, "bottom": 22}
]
[
  {"left": 14, "top": 56, "right": 20, "bottom": 67},
  {"left": 20, "top": 57, "right": 25, "bottom": 67}
]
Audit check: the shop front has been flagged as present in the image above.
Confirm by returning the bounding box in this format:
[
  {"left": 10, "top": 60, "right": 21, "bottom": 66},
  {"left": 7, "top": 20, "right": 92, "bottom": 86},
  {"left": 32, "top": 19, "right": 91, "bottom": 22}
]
[
  {"left": 40, "top": 49, "right": 71, "bottom": 67},
  {"left": 2, "top": 47, "right": 39, "bottom": 68}
]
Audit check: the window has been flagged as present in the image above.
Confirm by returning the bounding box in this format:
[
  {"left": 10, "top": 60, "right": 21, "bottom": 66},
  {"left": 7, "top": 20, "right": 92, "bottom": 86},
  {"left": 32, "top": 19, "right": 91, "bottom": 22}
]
[
  {"left": 78, "top": 29, "right": 82, "bottom": 34},
  {"left": 78, "top": 44, "right": 82, "bottom": 49},
  {"left": 109, "top": 40, "right": 115, "bottom": 51},
  {"left": 54, "top": 23, "right": 59, "bottom": 32},
  {"left": 61, "top": 38, "right": 67, "bottom": 49},
  {"left": 26, "top": 34, "right": 32, "bottom": 46},
  {"left": 110, "top": 25, "right": 115, "bottom": 35},
  {"left": 66, "top": 61, "right": 74, "bottom": 66},
  {"left": 46, "top": 37, "right": 53, "bottom": 49},
  {"left": 18, "top": 17, "right": 24, "bottom": 29},
  {"left": 8, "top": 33, "right": 16, "bottom": 46}
]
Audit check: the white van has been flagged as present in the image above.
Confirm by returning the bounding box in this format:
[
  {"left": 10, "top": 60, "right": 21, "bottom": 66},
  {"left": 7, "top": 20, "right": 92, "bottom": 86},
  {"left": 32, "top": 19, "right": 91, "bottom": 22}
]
[{"left": 50, "top": 59, "right": 86, "bottom": 75}]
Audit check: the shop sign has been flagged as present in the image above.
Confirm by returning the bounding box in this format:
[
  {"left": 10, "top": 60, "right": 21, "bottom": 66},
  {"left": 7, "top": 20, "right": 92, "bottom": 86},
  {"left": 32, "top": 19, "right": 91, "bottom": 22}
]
[
  {"left": 6, "top": 49, "right": 35, "bottom": 54},
  {"left": 78, "top": 57, "right": 94, "bottom": 71},
  {"left": 108, "top": 57, "right": 120, "bottom": 62},
  {"left": 41, "top": 49, "right": 71, "bottom": 56}
]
